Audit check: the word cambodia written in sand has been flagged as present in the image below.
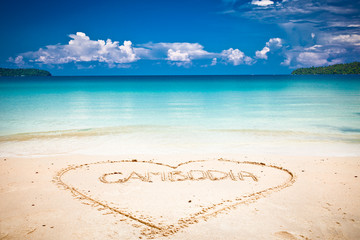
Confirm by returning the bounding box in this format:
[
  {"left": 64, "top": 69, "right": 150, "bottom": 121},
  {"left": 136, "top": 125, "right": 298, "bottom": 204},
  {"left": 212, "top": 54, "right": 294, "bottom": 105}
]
[
  {"left": 99, "top": 169, "right": 258, "bottom": 183},
  {"left": 55, "top": 159, "right": 295, "bottom": 237}
]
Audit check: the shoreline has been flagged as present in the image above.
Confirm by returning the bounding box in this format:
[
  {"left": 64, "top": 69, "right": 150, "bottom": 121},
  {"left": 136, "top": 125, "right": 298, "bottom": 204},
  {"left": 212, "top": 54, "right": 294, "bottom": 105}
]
[{"left": 1, "top": 137, "right": 360, "bottom": 159}]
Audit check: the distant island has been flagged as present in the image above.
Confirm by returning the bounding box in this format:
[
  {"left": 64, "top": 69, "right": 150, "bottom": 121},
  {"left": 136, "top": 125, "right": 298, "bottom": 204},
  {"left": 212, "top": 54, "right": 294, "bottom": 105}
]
[
  {"left": 292, "top": 62, "right": 360, "bottom": 75},
  {"left": 0, "top": 68, "right": 51, "bottom": 77}
]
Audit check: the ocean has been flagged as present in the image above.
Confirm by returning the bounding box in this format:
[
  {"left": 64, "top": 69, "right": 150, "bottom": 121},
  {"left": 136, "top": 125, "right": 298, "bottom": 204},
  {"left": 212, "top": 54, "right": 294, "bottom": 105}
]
[{"left": 0, "top": 75, "right": 359, "bottom": 157}]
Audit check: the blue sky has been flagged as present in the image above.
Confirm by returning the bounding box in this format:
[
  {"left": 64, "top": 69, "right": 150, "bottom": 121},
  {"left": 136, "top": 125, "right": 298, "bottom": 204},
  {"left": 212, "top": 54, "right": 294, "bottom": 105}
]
[{"left": 1, "top": 0, "right": 359, "bottom": 75}]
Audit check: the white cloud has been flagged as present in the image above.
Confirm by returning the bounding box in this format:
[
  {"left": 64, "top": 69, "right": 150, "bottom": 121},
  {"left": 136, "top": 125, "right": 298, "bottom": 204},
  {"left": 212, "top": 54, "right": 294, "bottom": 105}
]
[
  {"left": 211, "top": 58, "right": 217, "bottom": 66},
  {"left": 167, "top": 49, "right": 191, "bottom": 62},
  {"left": 139, "top": 42, "right": 215, "bottom": 67},
  {"left": 141, "top": 42, "right": 211, "bottom": 60},
  {"left": 295, "top": 51, "right": 344, "bottom": 67},
  {"left": 255, "top": 37, "right": 283, "bottom": 59},
  {"left": 9, "top": 32, "right": 267, "bottom": 69},
  {"left": 221, "top": 48, "right": 254, "bottom": 65},
  {"left": 267, "top": 37, "right": 282, "bottom": 48},
  {"left": 329, "top": 34, "right": 360, "bottom": 45},
  {"left": 255, "top": 47, "right": 270, "bottom": 59},
  {"left": 8, "top": 56, "right": 25, "bottom": 66},
  {"left": 251, "top": 0, "right": 274, "bottom": 7},
  {"left": 282, "top": 45, "right": 347, "bottom": 68},
  {"left": 11, "top": 32, "right": 139, "bottom": 66},
  {"left": 296, "top": 52, "right": 329, "bottom": 67}
]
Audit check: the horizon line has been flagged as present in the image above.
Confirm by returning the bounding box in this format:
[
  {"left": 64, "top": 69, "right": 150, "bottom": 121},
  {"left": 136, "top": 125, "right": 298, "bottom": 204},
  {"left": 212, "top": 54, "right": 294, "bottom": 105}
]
[{"left": 17, "top": 74, "right": 294, "bottom": 77}]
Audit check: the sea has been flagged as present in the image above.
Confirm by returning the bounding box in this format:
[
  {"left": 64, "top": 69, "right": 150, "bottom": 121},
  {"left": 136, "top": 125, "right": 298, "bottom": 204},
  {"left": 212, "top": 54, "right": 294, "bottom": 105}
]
[{"left": 0, "top": 75, "right": 359, "bottom": 157}]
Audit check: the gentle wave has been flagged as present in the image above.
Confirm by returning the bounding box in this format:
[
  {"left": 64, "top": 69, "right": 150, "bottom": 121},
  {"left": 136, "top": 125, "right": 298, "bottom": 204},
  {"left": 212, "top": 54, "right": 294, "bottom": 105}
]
[
  {"left": 1, "top": 125, "right": 359, "bottom": 143},
  {"left": 0, "top": 126, "right": 155, "bottom": 141}
]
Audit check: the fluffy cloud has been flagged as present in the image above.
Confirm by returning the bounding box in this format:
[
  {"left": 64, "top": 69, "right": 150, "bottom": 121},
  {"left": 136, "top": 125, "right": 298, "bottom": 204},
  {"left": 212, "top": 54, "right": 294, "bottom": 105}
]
[
  {"left": 221, "top": 48, "right": 254, "bottom": 65},
  {"left": 141, "top": 42, "right": 255, "bottom": 66},
  {"left": 267, "top": 38, "right": 282, "bottom": 48},
  {"left": 255, "top": 47, "right": 270, "bottom": 59},
  {"left": 9, "top": 32, "right": 274, "bottom": 68},
  {"left": 255, "top": 37, "right": 282, "bottom": 59},
  {"left": 140, "top": 42, "right": 212, "bottom": 60},
  {"left": 282, "top": 45, "right": 347, "bottom": 68},
  {"left": 135, "top": 41, "right": 257, "bottom": 66},
  {"left": 166, "top": 49, "right": 192, "bottom": 67},
  {"left": 167, "top": 49, "right": 191, "bottom": 62},
  {"left": 251, "top": 0, "right": 274, "bottom": 7},
  {"left": 10, "top": 32, "right": 138, "bottom": 67}
]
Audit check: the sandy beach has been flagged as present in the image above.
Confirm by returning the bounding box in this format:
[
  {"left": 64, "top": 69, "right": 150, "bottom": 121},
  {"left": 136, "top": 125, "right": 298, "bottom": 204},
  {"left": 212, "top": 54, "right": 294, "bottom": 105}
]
[{"left": 1, "top": 152, "right": 359, "bottom": 239}]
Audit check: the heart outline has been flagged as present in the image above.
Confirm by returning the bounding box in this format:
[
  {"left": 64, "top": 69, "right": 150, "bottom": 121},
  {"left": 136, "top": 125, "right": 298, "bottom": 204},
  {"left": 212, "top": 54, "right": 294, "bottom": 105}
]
[{"left": 54, "top": 159, "right": 295, "bottom": 237}]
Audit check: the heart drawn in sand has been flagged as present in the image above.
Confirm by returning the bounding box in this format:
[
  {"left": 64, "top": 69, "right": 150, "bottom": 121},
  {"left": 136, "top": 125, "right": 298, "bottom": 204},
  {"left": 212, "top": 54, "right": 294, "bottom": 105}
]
[{"left": 54, "top": 159, "right": 295, "bottom": 237}]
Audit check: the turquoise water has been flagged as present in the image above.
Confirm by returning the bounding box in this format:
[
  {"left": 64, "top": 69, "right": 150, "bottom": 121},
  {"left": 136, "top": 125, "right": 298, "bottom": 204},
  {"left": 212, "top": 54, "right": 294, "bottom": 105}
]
[{"left": 0, "top": 75, "right": 359, "bottom": 140}]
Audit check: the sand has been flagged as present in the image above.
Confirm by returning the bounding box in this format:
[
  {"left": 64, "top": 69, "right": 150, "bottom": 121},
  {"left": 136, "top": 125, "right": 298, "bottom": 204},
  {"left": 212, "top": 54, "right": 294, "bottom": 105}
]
[{"left": 0, "top": 153, "right": 359, "bottom": 239}]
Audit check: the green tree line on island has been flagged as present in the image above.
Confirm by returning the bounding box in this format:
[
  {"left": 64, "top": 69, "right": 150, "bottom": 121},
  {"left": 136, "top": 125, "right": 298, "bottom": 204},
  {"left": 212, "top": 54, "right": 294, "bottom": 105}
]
[
  {"left": 292, "top": 62, "right": 360, "bottom": 75},
  {"left": 0, "top": 68, "right": 52, "bottom": 76}
]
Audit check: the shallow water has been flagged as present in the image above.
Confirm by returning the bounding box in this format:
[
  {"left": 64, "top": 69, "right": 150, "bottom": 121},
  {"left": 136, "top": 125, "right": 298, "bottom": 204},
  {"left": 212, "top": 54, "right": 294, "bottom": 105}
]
[{"left": 0, "top": 75, "right": 359, "bottom": 156}]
